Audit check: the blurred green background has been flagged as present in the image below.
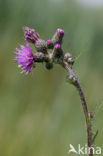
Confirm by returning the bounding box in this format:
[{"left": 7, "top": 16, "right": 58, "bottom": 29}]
[{"left": 0, "top": 0, "right": 103, "bottom": 155}]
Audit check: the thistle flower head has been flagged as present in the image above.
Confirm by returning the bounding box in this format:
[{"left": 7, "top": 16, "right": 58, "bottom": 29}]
[
  {"left": 24, "top": 27, "right": 40, "bottom": 44},
  {"left": 14, "top": 45, "right": 34, "bottom": 74}
]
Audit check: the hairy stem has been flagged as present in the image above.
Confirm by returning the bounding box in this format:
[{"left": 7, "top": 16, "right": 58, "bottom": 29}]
[{"left": 62, "top": 61, "right": 93, "bottom": 156}]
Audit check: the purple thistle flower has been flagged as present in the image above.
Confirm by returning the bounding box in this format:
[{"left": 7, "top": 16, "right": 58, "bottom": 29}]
[
  {"left": 14, "top": 45, "right": 34, "bottom": 74},
  {"left": 24, "top": 27, "right": 41, "bottom": 44}
]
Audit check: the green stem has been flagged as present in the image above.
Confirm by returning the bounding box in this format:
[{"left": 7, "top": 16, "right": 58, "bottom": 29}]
[{"left": 62, "top": 61, "right": 93, "bottom": 156}]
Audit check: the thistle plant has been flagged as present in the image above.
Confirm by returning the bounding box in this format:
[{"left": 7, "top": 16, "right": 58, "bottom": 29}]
[{"left": 14, "top": 27, "right": 97, "bottom": 156}]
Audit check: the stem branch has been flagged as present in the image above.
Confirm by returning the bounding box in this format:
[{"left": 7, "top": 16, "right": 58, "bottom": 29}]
[{"left": 62, "top": 61, "right": 93, "bottom": 156}]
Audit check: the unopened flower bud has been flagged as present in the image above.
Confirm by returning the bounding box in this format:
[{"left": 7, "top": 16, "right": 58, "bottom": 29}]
[
  {"left": 51, "top": 28, "right": 64, "bottom": 45},
  {"left": 89, "top": 112, "right": 95, "bottom": 119},
  {"left": 54, "top": 44, "right": 63, "bottom": 58},
  {"left": 66, "top": 75, "right": 77, "bottom": 85},
  {"left": 24, "top": 27, "right": 47, "bottom": 53},
  {"left": 54, "top": 43, "right": 61, "bottom": 49},
  {"left": 56, "top": 28, "right": 64, "bottom": 35},
  {"left": 45, "top": 62, "right": 53, "bottom": 70},
  {"left": 64, "top": 52, "right": 74, "bottom": 65},
  {"left": 46, "top": 40, "right": 53, "bottom": 49},
  {"left": 35, "top": 39, "right": 47, "bottom": 53},
  {"left": 34, "top": 52, "right": 45, "bottom": 62}
]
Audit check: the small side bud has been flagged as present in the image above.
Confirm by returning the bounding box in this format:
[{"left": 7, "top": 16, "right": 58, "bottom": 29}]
[
  {"left": 89, "top": 112, "right": 95, "bottom": 119},
  {"left": 51, "top": 28, "right": 64, "bottom": 45},
  {"left": 64, "top": 52, "right": 74, "bottom": 65},
  {"left": 54, "top": 43, "right": 61, "bottom": 49},
  {"left": 56, "top": 28, "right": 64, "bottom": 36},
  {"left": 66, "top": 75, "right": 77, "bottom": 85},
  {"left": 34, "top": 52, "right": 45, "bottom": 62},
  {"left": 46, "top": 40, "right": 54, "bottom": 49},
  {"left": 45, "top": 62, "right": 53, "bottom": 70},
  {"left": 54, "top": 44, "right": 63, "bottom": 58}
]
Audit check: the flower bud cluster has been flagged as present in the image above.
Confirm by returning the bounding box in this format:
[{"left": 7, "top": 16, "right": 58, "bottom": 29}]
[{"left": 14, "top": 26, "right": 74, "bottom": 74}]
